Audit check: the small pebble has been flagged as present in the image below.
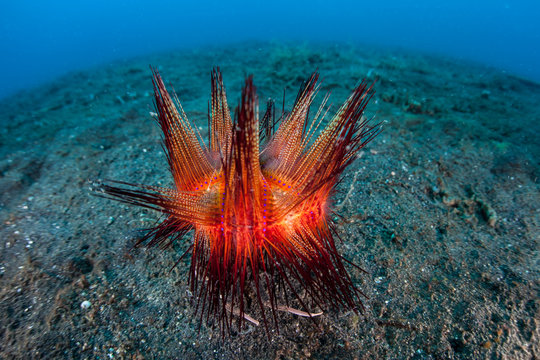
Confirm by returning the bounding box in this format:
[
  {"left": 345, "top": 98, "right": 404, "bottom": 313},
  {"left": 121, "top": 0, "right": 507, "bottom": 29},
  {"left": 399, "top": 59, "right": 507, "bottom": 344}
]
[{"left": 81, "top": 300, "right": 91, "bottom": 309}]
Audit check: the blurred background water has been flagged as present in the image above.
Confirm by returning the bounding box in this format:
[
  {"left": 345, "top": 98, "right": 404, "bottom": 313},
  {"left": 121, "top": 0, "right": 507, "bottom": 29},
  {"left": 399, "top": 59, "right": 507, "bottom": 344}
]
[{"left": 1, "top": 0, "right": 539, "bottom": 100}]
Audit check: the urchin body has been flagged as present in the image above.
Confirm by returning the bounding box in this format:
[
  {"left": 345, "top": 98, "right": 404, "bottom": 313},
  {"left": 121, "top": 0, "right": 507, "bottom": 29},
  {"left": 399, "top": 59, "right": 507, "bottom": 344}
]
[{"left": 100, "top": 68, "right": 379, "bottom": 334}]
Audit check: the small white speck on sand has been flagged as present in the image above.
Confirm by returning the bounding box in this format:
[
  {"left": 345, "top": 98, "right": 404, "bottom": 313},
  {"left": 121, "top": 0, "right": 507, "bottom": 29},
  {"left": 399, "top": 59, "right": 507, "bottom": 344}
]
[{"left": 80, "top": 300, "right": 91, "bottom": 310}]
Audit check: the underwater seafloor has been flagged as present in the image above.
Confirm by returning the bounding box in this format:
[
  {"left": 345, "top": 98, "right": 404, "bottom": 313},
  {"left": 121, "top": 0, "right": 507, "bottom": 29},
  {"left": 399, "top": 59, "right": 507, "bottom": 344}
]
[{"left": 0, "top": 42, "right": 538, "bottom": 359}]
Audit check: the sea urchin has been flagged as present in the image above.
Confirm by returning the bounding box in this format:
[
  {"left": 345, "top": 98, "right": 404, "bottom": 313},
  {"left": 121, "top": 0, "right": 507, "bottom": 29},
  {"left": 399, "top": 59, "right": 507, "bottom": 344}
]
[{"left": 98, "top": 67, "right": 380, "bottom": 334}]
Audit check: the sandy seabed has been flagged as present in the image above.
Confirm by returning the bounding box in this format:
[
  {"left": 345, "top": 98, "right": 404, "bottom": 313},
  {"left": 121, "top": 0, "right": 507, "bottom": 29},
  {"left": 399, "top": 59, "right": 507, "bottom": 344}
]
[{"left": 0, "top": 42, "right": 538, "bottom": 359}]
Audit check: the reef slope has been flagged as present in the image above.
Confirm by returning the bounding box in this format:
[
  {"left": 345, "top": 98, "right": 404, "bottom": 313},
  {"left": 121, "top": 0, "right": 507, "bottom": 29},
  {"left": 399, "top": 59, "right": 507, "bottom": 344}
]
[{"left": 0, "top": 42, "right": 538, "bottom": 359}]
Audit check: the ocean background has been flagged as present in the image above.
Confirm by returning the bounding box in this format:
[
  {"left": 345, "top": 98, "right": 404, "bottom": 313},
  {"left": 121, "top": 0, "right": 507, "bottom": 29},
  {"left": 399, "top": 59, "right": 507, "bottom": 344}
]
[
  {"left": 1, "top": 1, "right": 539, "bottom": 359},
  {"left": 1, "top": 0, "right": 540, "bottom": 99}
]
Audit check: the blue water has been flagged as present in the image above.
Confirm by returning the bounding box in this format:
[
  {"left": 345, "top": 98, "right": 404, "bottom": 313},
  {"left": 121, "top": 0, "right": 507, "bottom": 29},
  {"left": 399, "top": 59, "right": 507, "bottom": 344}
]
[{"left": 1, "top": 0, "right": 539, "bottom": 100}]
